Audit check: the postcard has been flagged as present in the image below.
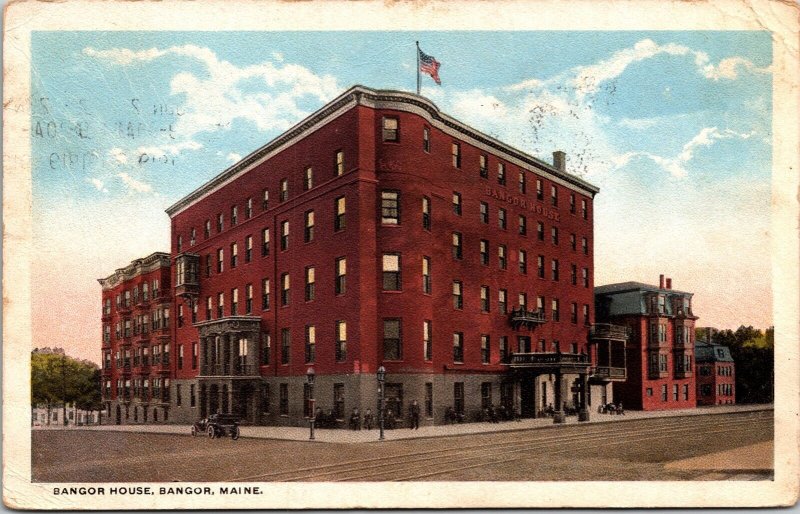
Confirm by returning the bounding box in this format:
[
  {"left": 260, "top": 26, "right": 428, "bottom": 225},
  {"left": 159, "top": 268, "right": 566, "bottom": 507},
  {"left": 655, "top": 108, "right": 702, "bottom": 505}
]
[{"left": 3, "top": 0, "right": 799, "bottom": 509}]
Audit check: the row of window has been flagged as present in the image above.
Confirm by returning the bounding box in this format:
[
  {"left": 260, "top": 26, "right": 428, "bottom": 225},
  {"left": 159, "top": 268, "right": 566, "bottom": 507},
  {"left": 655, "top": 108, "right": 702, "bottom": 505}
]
[
  {"left": 104, "top": 279, "right": 162, "bottom": 315},
  {"left": 646, "top": 383, "right": 692, "bottom": 402},
  {"left": 105, "top": 307, "right": 171, "bottom": 342},
  {"left": 648, "top": 321, "right": 695, "bottom": 346},
  {"left": 175, "top": 151, "right": 347, "bottom": 253},
  {"left": 107, "top": 377, "right": 169, "bottom": 401},
  {"left": 647, "top": 351, "right": 693, "bottom": 377},
  {"left": 384, "top": 118, "right": 589, "bottom": 218}
]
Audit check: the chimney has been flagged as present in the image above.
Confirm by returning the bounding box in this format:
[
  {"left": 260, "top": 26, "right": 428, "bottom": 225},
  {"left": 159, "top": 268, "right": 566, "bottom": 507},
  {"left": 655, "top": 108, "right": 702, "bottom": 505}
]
[
  {"left": 552, "top": 151, "right": 566, "bottom": 172},
  {"left": 659, "top": 274, "right": 665, "bottom": 289},
  {"left": 666, "top": 278, "right": 672, "bottom": 289}
]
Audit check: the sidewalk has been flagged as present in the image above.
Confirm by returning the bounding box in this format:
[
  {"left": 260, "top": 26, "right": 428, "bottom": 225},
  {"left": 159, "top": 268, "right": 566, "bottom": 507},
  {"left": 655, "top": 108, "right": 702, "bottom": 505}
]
[{"left": 53, "top": 403, "right": 771, "bottom": 443}]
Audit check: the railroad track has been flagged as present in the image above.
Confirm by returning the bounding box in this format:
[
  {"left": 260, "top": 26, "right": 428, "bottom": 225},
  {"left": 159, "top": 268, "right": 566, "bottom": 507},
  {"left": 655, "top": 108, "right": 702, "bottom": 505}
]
[{"left": 232, "top": 410, "right": 771, "bottom": 482}]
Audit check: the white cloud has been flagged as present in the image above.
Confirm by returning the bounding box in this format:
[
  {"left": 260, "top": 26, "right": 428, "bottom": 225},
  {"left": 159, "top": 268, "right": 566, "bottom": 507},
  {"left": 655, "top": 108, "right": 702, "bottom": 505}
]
[
  {"left": 85, "top": 177, "right": 108, "bottom": 193},
  {"left": 117, "top": 172, "right": 153, "bottom": 193},
  {"left": 84, "top": 44, "right": 341, "bottom": 139},
  {"left": 271, "top": 51, "right": 284, "bottom": 62},
  {"left": 108, "top": 147, "right": 128, "bottom": 164},
  {"left": 226, "top": 152, "right": 242, "bottom": 163},
  {"left": 136, "top": 140, "right": 203, "bottom": 159}
]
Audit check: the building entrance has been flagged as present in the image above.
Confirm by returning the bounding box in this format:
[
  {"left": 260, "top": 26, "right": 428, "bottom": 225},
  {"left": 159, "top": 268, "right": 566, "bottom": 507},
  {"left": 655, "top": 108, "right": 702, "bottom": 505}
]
[{"left": 520, "top": 379, "right": 535, "bottom": 418}]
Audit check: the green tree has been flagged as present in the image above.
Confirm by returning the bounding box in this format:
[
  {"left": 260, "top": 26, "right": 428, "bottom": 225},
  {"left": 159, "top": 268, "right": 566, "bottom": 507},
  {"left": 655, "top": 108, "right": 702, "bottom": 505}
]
[
  {"left": 31, "top": 351, "right": 101, "bottom": 424},
  {"left": 709, "top": 325, "right": 774, "bottom": 404}
]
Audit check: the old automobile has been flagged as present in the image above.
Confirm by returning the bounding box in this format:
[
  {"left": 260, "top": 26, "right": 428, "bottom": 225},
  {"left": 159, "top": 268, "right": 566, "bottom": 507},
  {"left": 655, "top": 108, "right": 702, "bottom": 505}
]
[{"left": 191, "top": 413, "right": 240, "bottom": 439}]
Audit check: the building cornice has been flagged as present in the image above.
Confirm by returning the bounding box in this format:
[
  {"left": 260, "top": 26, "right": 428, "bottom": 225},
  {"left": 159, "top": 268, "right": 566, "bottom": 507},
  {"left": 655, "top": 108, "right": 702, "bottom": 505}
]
[
  {"left": 97, "top": 252, "right": 171, "bottom": 291},
  {"left": 165, "top": 85, "right": 600, "bottom": 218}
]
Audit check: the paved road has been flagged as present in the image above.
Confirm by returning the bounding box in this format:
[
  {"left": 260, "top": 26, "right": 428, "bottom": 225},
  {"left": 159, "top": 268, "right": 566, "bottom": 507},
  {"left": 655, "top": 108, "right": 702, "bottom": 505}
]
[{"left": 32, "top": 409, "right": 772, "bottom": 482}]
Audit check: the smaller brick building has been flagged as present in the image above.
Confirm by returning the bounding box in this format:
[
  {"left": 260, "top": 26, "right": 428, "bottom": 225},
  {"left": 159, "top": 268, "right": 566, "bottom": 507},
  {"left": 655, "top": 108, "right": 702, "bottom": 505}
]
[
  {"left": 695, "top": 339, "right": 736, "bottom": 406},
  {"left": 595, "top": 275, "right": 697, "bottom": 411}
]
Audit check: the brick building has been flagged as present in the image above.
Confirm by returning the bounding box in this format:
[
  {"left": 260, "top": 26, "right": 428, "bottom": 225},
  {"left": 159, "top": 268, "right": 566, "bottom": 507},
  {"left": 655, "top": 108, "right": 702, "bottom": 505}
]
[
  {"left": 99, "top": 252, "right": 172, "bottom": 425},
  {"left": 694, "top": 338, "right": 736, "bottom": 406},
  {"left": 101, "top": 85, "right": 628, "bottom": 426},
  {"left": 594, "top": 276, "right": 697, "bottom": 411}
]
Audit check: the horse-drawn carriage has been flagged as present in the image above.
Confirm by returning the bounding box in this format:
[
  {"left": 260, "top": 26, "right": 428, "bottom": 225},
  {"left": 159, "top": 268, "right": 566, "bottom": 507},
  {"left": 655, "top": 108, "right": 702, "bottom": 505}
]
[{"left": 191, "top": 413, "right": 241, "bottom": 439}]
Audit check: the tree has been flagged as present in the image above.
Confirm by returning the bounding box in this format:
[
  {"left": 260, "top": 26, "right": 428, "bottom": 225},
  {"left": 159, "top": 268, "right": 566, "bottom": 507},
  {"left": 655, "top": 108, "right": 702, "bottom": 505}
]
[
  {"left": 708, "top": 325, "right": 774, "bottom": 404},
  {"left": 31, "top": 351, "right": 102, "bottom": 424}
]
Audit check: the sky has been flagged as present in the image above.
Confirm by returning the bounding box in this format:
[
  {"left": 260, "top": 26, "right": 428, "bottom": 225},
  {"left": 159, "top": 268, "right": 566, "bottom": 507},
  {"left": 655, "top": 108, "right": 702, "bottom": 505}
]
[{"left": 30, "top": 31, "right": 773, "bottom": 363}]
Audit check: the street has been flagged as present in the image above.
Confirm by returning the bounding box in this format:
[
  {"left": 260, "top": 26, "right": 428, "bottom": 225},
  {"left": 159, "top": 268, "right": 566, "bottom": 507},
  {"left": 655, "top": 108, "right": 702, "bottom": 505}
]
[{"left": 32, "top": 409, "right": 772, "bottom": 482}]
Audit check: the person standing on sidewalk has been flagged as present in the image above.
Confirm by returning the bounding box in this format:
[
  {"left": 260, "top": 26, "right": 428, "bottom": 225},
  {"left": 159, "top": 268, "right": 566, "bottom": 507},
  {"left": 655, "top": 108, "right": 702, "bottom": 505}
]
[{"left": 410, "top": 399, "right": 421, "bottom": 430}]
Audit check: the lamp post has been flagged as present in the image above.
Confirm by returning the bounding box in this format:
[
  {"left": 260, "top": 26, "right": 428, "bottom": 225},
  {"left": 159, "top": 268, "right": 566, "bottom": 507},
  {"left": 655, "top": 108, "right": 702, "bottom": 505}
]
[
  {"left": 377, "top": 365, "right": 386, "bottom": 441},
  {"left": 306, "top": 366, "right": 316, "bottom": 440}
]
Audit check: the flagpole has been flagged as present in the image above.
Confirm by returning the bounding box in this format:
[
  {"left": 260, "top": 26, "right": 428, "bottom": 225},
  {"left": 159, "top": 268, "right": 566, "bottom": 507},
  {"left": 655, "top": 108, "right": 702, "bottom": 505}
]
[{"left": 416, "top": 41, "right": 420, "bottom": 95}]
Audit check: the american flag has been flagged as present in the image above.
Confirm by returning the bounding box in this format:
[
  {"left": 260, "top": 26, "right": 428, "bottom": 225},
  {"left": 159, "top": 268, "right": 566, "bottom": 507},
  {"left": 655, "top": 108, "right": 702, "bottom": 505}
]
[{"left": 418, "top": 48, "right": 441, "bottom": 85}]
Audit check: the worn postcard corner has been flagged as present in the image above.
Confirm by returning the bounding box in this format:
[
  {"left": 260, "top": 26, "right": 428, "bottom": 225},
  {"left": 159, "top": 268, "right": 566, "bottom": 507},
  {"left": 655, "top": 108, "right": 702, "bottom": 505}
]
[{"left": 3, "top": 0, "right": 799, "bottom": 510}]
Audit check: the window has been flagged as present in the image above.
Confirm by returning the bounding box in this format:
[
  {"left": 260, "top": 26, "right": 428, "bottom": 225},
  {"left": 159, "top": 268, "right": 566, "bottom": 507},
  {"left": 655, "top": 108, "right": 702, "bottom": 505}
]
[
  {"left": 335, "top": 150, "right": 345, "bottom": 176},
  {"left": 519, "top": 250, "right": 527, "bottom": 274},
  {"left": 423, "top": 320, "right": 432, "bottom": 361},
  {"left": 571, "top": 264, "right": 578, "bottom": 285},
  {"left": 280, "top": 178, "right": 288, "bottom": 202},
  {"left": 280, "top": 221, "right": 289, "bottom": 250},
  {"left": 551, "top": 299, "right": 560, "bottom": 321},
  {"left": 304, "top": 167, "right": 313, "bottom": 191},
  {"left": 281, "top": 329, "right": 290, "bottom": 365},
  {"left": 518, "top": 171, "right": 526, "bottom": 193},
  {"left": 262, "top": 333, "right": 271, "bottom": 365},
  {"left": 281, "top": 273, "right": 290, "bottom": 306},
  {"left": 280, "top": 383, "right": 289, "bottom": 415},
  {"left": 452, "top": 142, "right": 461, "bottom": 168},
  {"left": 304, "top": 211, "right": 314, "bottom": 242},
  {"left": 499, "top": 289, "right": 508, "bottom": 314},
  {"left": 230, "top": 242, "right": 238, "bottom": 268},
  {"left": 423, "top": 126, "right": 430, "bottom": 152},
  {"left": 452, "top": 192, "right": 462, "bottom": 215},
  {"left": 479, "top": 202, "right": 488, "bottom": 223},
  {"left": 453, "top": 333, "right": 464, "bottom": 363},
  {"left": 583, "top": 304, "right": 590, "bottom": 325},
  {"left": 425, "top": 383, "right": 433, "bottom": 417},
  {"left": 334, "top": 196, "right": 346, "bottom": 231},
  {"left": 217, "top": 292, "right": 224, "bottom": 318},
  {"left": 582, "top": 237, "right": 588, "bottom": 255},
  {"left": 481, "top": 335, "right": 490, "bottom": 364},
  {"left": 537, "top": 255, "right": 545, "bottom": 278},
  {"left": 480, "top": 240, "right": 489, "bottom": 265},
  {"left": 217, "top": 213, "right": 224, "bottom": 233},
  {"left": 479, "top": 154, "right": 488, "bottom": 178},
  {"left": 176, "top": 235, "right": 183, "bottom": 253},
  {"left": 204, "top": 220, "right": 211, "bottom": 239},
  {"left": 245, "top": 235, "right": 253, "bottom": 263},
  {"left": 231, "top": 288, "right": 238, "bottom": 315},
  {"left": 383, "top": 319, "right": 402, "bottom": 360},
  {"left": 261, "top": 278, "right": 270, "bottom": 310},
  {"left": 335, "top": 257, "right": 347, "bottom": 295},
  {"left": 452, "top": 281, "right": 463, "bottom": 309},
  {"left": 422, "top": 196, "right": 431, "bottom": 230},
  {"left": 305, "top": 267, "right": 315, "bottom": 301},
  {"left": 454, "top": 382, "right": 465, "bottom": 414},
  {"left": 190, "top": 384, "right": 196, "bottom": 407},
  {"left": 518, "top": 215, "right": 527, "bottom": 235},
  {"left": 383, "top": 117, "right": 399, "bottom": 141},
  {"left": 231, "top": 205, "right": 238, "bottom": 226},
  {"left": 480, "top": 286, "right": 490, "bottom": 313},
  {"left": 582, "top": 267, "right": 589, "bottom": 288},
  {"left": 582, "top": 199, "right": 588, "bottom": 219},
  {"left": 498, "top": 245, "right": 507, "bottom": 270},
  {"left": 192, "top": 342, "right": 198, "bottom": 369},
  {"left": 305, "top": 325, "right": 316, "bottom": 363},
  {"left": 646, "top": 387, "right": 653, "bottom": 397},
  {"left": 673, "top": 384, "right": 679, "bottom": 401},
  {"left": 381, "top": 190, "right": 400, "bottom": 224},
  {"left": 520, "top": 293, "right": 529, "bottom": 311},
  {"left": 536, "top": 179, "right": 543, "bottom": 200},
  {"left": 205, "top": 296, "right": 212, "bottom": 320},
  {"left": 683, "top": 384, "right": 689, "bottom": 401},
  {"left": 570, "top": 303, "right": 578, "bottom": 324},
  {"left": 552, "top": 259, "right": 559, "bottom": 281},
  {"left": 382, "top": 254, "right": 401, "bottom": 291},
  {"left": 262, "top": 189, "right": 269, "bottom": 211},
  {"left": 499, "top": 336, "right": 509, "bottom": 363},
  {"left": 335, "top": 320, "right": 347, "bottom": 361},
  {"left": 551, "top": 227, "right": 559, "bottom": 245},
  {"left": 422, "top": 256, "right": 431, "bottom": 294},
  {"left": 551, "top": 185, "right": 558, "bottom": 206},
  {"left": 452, "top": 232, "right": 462, "bottom": 259},
  {"left": 498, "top": 208, "right": 507, "bottom": 229},
  {"left": 333, "top": 384, "right": 345, "bottom": 419},
  {"left": 569, "top": 194, "right": 575, "bottom": 214},
  {"left": 262, "top": 228, "right": 270, "bottom": 256},
  {"left": 537, "top": 221, "right": 545, "bottom": 242},
  {"left": 570, "top": 233, "right": 577, "bottom": 251},
  {"left": 497, "top": 163, "right": 506, "bottom": 185},
  {"left": 178, "top": 345, "right": 184, "bottom": 370},
  {"left": 246, "top": 197, "right": 253, "bottom": 219}
]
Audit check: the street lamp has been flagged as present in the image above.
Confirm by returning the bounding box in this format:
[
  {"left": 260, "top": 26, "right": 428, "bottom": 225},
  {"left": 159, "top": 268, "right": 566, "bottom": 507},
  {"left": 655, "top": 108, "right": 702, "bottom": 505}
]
[
  {"left": 377, "top": 365, "right": 386, "bottom": 441},
  {"left": 306, "top": 366, "right": 316, "bottom": 441}
]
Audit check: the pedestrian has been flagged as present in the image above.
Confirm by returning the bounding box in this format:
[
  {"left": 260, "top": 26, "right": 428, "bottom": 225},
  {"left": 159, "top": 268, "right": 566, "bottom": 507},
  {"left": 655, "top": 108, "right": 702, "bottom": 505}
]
[
  {"left": 349, "top": 408, "right": 361, "bottom": 430},
  {"left": 363, "top": 408, "right": 373, "bottom": 430},
  {"left": 410, "top": 400, "right": 421, "bottom": 430}
]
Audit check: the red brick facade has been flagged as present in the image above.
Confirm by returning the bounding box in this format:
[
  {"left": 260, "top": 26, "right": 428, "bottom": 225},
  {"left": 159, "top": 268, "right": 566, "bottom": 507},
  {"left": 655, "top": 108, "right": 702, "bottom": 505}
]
[{"left": 695, "top": 340, "right": 736, "bottom": 406}]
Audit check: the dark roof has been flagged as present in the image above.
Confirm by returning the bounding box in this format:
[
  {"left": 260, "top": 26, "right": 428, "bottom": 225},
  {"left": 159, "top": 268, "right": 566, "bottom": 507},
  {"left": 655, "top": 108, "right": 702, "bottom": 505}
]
[
  {"left": 695, "top": 340, "right": 735, "bottom": 363},
  {"left": 594, "top": 281, "right": 692, "bottom": 296}
]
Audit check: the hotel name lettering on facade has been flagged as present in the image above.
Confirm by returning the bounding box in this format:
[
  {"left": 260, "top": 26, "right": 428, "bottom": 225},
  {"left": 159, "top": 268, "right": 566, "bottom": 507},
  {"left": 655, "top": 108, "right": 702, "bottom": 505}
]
[{"left": 484, "top": 186, "right": 561, "bottom": 222}]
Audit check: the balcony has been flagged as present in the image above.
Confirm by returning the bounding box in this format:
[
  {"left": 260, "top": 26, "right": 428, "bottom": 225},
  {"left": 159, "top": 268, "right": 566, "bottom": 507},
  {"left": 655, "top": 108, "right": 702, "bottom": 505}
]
[
  {"left": 509, "top": 308, "right": 547, "bottom": 330},
  {"left": 589, "top": 323, "right": 629, "bottom": 341},
  {"left": 201, "top": 363, "right": 258, "bottom": 377},
  {"left": 174, "top": 253, "right": 200, "bottom": 298},
  {"left": 592, "top": 366, "right": 627, "bottom": 380},
  {"left": 507, "top": 352, "right": 591, "bottom": 373}
]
